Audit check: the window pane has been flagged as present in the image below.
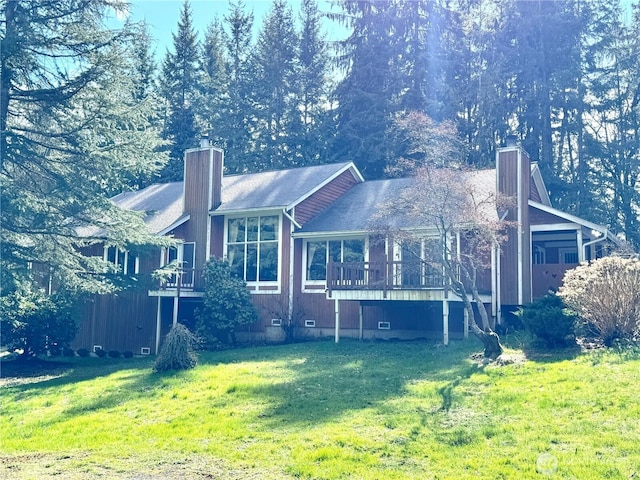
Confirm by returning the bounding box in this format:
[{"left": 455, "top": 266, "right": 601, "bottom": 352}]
[
  {"left": 182, "top": 243, "right": 195, "bottom": 270},
  {"left": 259, "top": 243, "right": 278, "bottom": 281},
  {"left": 228, "top": 218, "right": 245, "bottom": 243},
  {"left": 227, "top": 245, "right": 245, "bottom": 279},
  {"left": 107, "top": 246, "right": 117, "bottom": 264},
  {"left": 247, "top": 217, "right": 259, "bottom": 242},
  {"left": 117, "top": 249, "right": 126, "bottom": 272},
  {"left": 329, "top": 241, "right": 341, "bottom": 263},
  {"left": 307, "top": 241, "right": 327, "bottom": 280},
  {"left": 168, "top": 246, "right": 178, "bottom": 263},
  {"left": 126, "top": 253, "right": 137, "bottom": 275},
  {"left": 343, "top": 239, "right": 364, "bottom": 262},
  {"left": 260, "top": 216, "right": 278, "bottom": 241},
  {"left": 246, "top": 244, "right": 258, "bottom": 281}
]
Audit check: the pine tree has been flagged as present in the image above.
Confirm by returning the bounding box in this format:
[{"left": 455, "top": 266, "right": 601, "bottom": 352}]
[
  {"left": 291, "top": 0, "right": 334, "bottom": 166},
  {"left": 252, "top": 0, "right": 299, "bottom": 170},
  {"left": 159, "top": 0, "right": 202, "bottom": 181},
  {"left": 220, "top": 1, "right": 256, "bottom": 173},
  {"left": 0, "top": 0, "right": 167, "bottom": 295}
]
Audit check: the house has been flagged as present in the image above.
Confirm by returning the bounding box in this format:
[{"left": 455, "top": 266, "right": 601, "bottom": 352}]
[{"left": 72, "top": 139, "right": 618, "bottom": 354}]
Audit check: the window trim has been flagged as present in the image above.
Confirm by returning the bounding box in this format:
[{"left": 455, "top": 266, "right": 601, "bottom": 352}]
[
  {"left": 223, "top": 213, "right": 283, "bottom": 294},
  {"left": 302, "top": 236, "right": 368, "bottom": 292}
]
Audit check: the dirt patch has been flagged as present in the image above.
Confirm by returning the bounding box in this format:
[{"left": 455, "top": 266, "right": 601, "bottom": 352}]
[
  {"left": 0, "top": 453, "right": 290, "bottom": 480},
  {"left": 0, "top": 358, "right": 71, "bottom": 387}
]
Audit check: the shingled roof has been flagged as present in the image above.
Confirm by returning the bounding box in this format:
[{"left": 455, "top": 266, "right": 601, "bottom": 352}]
[
  {"left": 101, "top": 161, "right": 360, "bottom": 236},
  {"left": 299, "top": 168, "right": 498, "bottom": 235}
]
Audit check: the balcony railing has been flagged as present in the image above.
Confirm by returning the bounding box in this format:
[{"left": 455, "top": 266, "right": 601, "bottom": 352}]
[
  {"left": 327, "top": 261, "right": 446, "bottom": 298},
  {"left": 160, "top": 268, "right": 204, "bottom": 292}
]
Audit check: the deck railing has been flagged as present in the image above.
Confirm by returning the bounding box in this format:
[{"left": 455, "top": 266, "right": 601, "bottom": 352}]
[
  {"left": 161, "top": 268, "right": 204, "bottom": 291},
  {"left": 327, "top": 261, "right": 446, "bottom": 297}
]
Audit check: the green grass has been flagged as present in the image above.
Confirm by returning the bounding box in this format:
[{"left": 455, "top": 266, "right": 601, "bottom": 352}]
[{"left": 1, "top": 338, "right": 640, "bottom": 479}]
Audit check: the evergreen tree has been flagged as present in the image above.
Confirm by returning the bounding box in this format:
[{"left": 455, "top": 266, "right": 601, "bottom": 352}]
[
  {"left": 252, "top": 0, "right": 299, "bottom": 170},
  {"left": 159, "top": 0, "right": 202, "bottom": 181},
  {"left": 291, "top": 0, "right": 335, "bottom": 166},
  {"left": 331, "top": 0, "right": 402, "bottom": 179},
  {"left": 220, "top": 1, "right": 256, "bottom": 173},
  {"left": 0, "top": 0, "right": 167, "bottom": 296},
  {"left": 200, "top": 16, "right": 229, "bottom": 148}
]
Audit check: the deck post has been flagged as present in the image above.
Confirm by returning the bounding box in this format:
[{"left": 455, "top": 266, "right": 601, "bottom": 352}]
[
  {"left": 463, "top": 306, "right": 469, "bottom": 339},
  {"left": 334, "top": 298, "right": 340, "bottom": 343},
  {"left": 172, "top": 295, "right": 179, "bottom": 326},
  {"left": 359, "top": 303, "right": 364, "bottom": 341},
  {"left": 442, "top": 300, "right": 449, "bottom": 346}
]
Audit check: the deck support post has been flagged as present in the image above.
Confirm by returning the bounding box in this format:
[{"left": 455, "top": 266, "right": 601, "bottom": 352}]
[
  {"left": 172, "top": 295, "right": 179, "bottom": 326},
  {"left": 463, "top": 306, "right": 469, "bottom": 339},
  {"left": 155, "top": 297, "right": 162, "bottom": 354},
  {"left": 334, "top": 298, "right": 340, "bottom": 343},
  {"left": 359, "top": 303, "right": 364, "bottom": 341},
  {"left": 442, "top": 300, "right": 450, "bottom": 346}
]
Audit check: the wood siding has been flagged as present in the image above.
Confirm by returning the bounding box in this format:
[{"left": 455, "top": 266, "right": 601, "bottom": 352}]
[
  {"left": 529, "top": 206, "right": 568, "bottom": 225},
  {"left": 497, "top": 148, "right": 531, "bottom": 305},
  {"left": 294, "top": 169, "right": 359, "bottom": 224}
]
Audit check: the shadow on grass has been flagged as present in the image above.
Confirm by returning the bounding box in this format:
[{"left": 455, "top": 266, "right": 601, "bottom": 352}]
[
  {"left": 212, "top": 339, "right": 484, "bottom": 428},
  {"left": 500, "top": 330, "right": 582, "bottom": 363},
  {"left": 2, "top": 339, "right": 484, "bottom": 431}
]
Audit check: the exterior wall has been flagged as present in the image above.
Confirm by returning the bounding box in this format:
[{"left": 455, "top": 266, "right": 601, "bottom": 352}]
[
  {"left": 294, "top": 169, "right": 360, "bottom": 224},
  {"left": 73, "top": 247, "right": 162, "bottom": 354}
]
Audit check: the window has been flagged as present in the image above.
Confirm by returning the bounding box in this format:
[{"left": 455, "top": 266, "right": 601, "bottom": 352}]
[
  {"left": 227, "top": 215, "right": 279, "bottom": 283},
  {"left": 533, "top": 245, "right": 546, "bottom": 265},
  {"left": 559, "top": 247, "right": 579, "bottom": 265},
  {"left": 394, "top": 238, "right": 443, "bottom": 288},
  {"left": 104, "top": 246, "right": 138, "bottom": 275},
  {"left": 305, "top": 238, "right": 365, "bottom": 282}
]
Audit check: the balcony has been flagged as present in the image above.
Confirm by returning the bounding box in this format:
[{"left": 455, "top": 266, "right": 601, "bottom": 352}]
[{"left": 327, "top": 261, "right": 451, "bottom": 301}]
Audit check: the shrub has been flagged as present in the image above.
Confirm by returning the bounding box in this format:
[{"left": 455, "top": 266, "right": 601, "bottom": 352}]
[
  {"left": 63, "top": 347, "right": 76, "bottom": 357},
  {"left": 154, "top": 323, "right": 198, "bottom": 372},
  {"left": 77, "top": 348, "right": 90, "bottom": 357},
  {"left": 94, "top": 348, "right": 107, "bottom": 358},
  {"left": 196, "top": 259, "right": 258, "bottom": 347},
  {"left": 516, "top": 294, "right": 578, "bottom": 347},
  {"left": 559, "top": 256, "right": 640, "bottom": 346},
  {"left": 0, "top": 283, "right": 80, "bottom": 357},
  {"left": 123, "top": 351, "right": 134, "bottom": 358},
  {"left": 108, "top": 350, "right": 120, "bottom": 358}
]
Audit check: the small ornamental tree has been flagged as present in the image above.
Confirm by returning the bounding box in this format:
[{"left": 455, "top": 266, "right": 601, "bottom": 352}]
[
  {"left": 558, "top": 256, "right": 640, "bottom": 345},
  {"left": 154, "top": 323, "right": 198, "bottom": 372},
  {"left": 196, "top": 258, "right": 258, "bottom": 346}
]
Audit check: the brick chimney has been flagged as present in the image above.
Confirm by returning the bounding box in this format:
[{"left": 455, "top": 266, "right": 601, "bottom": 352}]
[{"left": 496, "top": 137, "right": 532, "bottom": 306}]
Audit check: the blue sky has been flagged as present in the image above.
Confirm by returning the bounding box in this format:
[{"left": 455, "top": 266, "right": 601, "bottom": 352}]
[{"left": 124, "top": 0, "right": 347, "bottom": 57}]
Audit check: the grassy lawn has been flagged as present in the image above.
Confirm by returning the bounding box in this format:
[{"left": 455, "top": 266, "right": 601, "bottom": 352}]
[{"left": 1, "top": 337, "right": 640, "bottom": 479}]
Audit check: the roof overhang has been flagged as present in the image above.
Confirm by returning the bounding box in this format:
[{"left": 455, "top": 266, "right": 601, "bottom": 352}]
[
  {"left": 529, "top": 200, "right": 620, "bottom": 244},
  {"left": 156, "top": 214, "right": 190, "bottom": 236}
]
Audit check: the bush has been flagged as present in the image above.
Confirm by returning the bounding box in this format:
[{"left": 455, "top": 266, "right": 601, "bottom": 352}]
[
  {"left": 559, "top": 256, "right": 640, "bottom": 346},
  {"left": 94, "top": 348, "right": 107, "bottom": 358},
  {"left": 77, "top": 348, "right": 90, "bottom": 357},
  {"left": 63, "top": 347, "right": 76, "bottom": 357},
  {"left": 516, "top": 294, "right": 577, "bottom": 347},
  {"left": 108, "top": 350, "right": 120, "bottom": 358},
  {"left": 0, "top": 283, "right": 80, "bottom": 357},
  {"left": 196, "top": 259, "right": 258, "bottom": 347},
  {"left": 123, "top": 351, "right": 134, "bottom": 358},
  {"left": 154, "top": 323, "right": 198, "bottom": 372}
]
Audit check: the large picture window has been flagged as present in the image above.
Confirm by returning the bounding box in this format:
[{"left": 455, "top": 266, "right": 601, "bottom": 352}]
[
  {"left": 227, "top": 215, "right": 279, "bottom": 283},
  {"left": 305, "top": 239, "right": 365, "bottom": 281}
]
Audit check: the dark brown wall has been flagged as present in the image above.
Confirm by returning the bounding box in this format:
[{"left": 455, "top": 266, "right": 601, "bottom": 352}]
[{"left": 294, "top": 169, "right": 359, "bottom": 224}]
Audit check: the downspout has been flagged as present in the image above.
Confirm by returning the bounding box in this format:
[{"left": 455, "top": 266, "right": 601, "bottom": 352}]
[
  {"left": 283, "top": 209, "right": 298, "bottom": 329},
  {"left": 582, "top": 230, "right": 608, "bottom": 261}
]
